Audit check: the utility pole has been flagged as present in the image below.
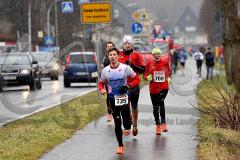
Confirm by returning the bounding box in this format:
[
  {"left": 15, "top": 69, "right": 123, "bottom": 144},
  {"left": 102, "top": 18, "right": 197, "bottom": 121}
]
[{"left": 28, "top": 0, "right": 32, "bottom": 53}]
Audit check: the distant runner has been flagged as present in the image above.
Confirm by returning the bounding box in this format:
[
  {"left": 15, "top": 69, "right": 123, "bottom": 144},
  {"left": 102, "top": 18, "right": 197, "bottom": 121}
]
[
  {"left": 118, "top": 35, "right": 145, "bottom": 136},
  {"left": 144, "top": 48, "right": 171, "bottom": 135},
  {"left": 193, "top": 48, "right": 204, "bottom": 77},
  {"left": 98, "top": 47, "right": 140, "bottom": 154}
]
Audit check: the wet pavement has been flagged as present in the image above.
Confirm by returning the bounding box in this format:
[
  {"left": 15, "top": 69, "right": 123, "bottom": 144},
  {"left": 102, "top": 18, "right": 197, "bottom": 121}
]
[
  {"left": 41, "top": 58, "right": 205, "bottom": 160},
  {"left": 0, "top": 76, "right": 97, "bottom": 126}
]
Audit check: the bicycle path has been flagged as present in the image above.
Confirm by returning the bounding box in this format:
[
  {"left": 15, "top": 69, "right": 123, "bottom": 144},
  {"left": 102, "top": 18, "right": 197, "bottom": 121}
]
[{"left": 40, "top": 58, "right": 205, "bottom": 160}]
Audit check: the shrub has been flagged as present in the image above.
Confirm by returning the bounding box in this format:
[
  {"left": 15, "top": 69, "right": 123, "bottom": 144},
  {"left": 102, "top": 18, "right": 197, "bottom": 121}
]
[{"left": 194, "top": 76, "right": 240, "bottom": 131}]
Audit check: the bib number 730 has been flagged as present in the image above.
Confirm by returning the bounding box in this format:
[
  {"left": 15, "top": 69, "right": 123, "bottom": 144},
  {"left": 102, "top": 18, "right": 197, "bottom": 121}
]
[{"left": 114, "top": 94, "right": 128, "bottom": 106}]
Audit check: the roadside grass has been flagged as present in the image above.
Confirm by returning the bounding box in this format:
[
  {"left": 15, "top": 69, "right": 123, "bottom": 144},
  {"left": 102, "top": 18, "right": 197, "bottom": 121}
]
[
  {"left": 197, "top": 78, "right": 240, "bottom": 160},
  {"left": 215, "top": 63, "right": 225, "bottom": 72},
  {"left": 0, "top": 91, "right": 106, "bottom": 160}
]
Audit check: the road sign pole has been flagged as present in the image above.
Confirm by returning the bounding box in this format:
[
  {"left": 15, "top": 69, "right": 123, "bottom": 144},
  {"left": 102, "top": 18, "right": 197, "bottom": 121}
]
[
  {"left": 95, "top": 24, "right": 101, "bottom": 84},
  {"left": 28, "top": 1, "right": 32, "bottom": 53}
]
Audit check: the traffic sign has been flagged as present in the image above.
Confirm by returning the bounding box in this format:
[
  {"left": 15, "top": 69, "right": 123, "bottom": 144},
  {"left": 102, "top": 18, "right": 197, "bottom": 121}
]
[
  {"left": 154, "top": 25, "right": 162, "bottom": 34},
  {"left": 131, "top": 23, "right": 143, "bottom": 34},
  {"left": 132, "top": 12, "right": 140, "bottom": 21},
  {"left": 61, "top": 1, "right": 73, "bottom": 14},
  {"left": 44, "top": 35, "right": 54, "bottom": 46},
  {"left": 132, "top": 9, "right": 148, "bottom": 21},
  {"left": 81, "top": 2, "right": 111, "bottom": 24},
  {"left": 78, "top": 0, "right": 89, "bottom": 4},
  {"left": 38, "top": 31, "right": 44, "bottom": 38}
]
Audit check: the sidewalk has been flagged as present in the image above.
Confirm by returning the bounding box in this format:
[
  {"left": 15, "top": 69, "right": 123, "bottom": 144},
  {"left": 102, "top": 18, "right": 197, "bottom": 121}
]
[{"left": 40, "top": 58, "right": 204, "bottom": 160}]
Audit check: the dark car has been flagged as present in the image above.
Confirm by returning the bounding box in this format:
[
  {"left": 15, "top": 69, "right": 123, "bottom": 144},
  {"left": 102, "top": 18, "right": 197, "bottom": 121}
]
[
  {"left": 63, "top": 52, "right": 98, "bottom": 87},
  {"left": 32, "top": 52, "right": 60, "bottom": 80},
  {"left": 0, "top": 52, "right": 42, "bottom": 91}
]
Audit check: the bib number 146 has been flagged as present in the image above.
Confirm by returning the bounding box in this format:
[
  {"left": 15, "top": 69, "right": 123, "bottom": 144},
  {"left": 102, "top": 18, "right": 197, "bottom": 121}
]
[{"left": 115, "top": 94, "right": 128, "bottom": 106}]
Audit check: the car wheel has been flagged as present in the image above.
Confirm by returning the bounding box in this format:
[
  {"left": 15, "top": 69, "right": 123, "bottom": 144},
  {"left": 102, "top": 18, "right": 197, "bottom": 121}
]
[
  {"left": 55, "top": 76, "right": 59, "bottom": 80},
  {"left": 50, "top": 76, "right": 54, "bottom": 80},
  {"left": 29, "top": 81, "right": 36, "bottom": 91},
  {"left": 0, "top": 80, "right": 6, "bottom": 92},
  {"left": 36, "top": 78, "right": 42, "bottom": 89},
  {"left": 64, "top": 79, "right": 70, "bottom": 88}
]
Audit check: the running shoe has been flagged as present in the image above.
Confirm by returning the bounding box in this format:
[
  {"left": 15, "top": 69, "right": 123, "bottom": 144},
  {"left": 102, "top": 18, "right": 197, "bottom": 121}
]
[
  {"left": 132, "top": 127, "right": 138, "bottom": 136},
  {"left": 123, "top": 129, "right": 130, "bottom": 136},
  {"left": 107, "top": 114, "right": 112, "bottom": 122},
  {"left": 116, "top": 146, "right": 124, "bottom": 154},
  {"left": 156, "top": 125, "right": 161, "bottom": 135},
  {"left": 161, "top": 123, "right": 168, "bottom": 132}
]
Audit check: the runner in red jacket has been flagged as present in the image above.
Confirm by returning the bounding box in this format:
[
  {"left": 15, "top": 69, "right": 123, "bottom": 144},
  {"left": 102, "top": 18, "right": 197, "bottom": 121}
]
[
  {"left": 143, "top": 48, "right": 171, "bottom": 135},
  {"left": 118, "top": 35, "right": 145, "bottom": 136}
]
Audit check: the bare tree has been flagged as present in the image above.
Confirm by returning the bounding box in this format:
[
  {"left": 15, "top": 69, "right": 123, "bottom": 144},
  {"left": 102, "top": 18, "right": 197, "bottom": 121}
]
[
  {"left": 199, "top": 0, "right": 240, "bottom": 91},
  {"left": 219, "top": 0, "right": 240, "bottom": 91}
]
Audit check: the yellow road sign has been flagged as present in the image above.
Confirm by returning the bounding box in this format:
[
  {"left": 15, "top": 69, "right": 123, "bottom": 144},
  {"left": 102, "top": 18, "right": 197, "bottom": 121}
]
[
  {"left": 81, "top": 2, "right": 112, "bottom": 24},
  {"left": 132, "top": 12, "right": 139, "bottom": 20}
]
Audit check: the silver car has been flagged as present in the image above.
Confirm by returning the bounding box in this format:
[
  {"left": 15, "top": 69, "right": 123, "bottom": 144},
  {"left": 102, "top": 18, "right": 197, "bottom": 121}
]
[{"left": 32, "top": 52, "right": 60, "bottom": 80}]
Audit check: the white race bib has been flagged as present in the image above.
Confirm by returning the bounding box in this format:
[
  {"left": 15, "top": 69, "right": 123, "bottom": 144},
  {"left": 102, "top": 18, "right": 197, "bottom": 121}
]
[
  {"left": 114, "top": 94, "right": 128, "bottom": 106},
  {"left": 154, "top": 71, "right": 165, "bottom": 82}
]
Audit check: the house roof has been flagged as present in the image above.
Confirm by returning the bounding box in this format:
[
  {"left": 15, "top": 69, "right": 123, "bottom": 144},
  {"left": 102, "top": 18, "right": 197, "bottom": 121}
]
[{"left": 173, "top": 6, "right": 199, "bottom": 33}]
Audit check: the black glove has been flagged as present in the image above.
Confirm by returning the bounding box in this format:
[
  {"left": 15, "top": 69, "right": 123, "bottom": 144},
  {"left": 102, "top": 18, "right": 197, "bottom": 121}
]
[
  {"left": 130, "top": 63, "right": 145, "bottom": 74},
  {"left": 120, "top": 85, "right": 129, "bottom": 93},
  {"left": 125, "top": 60, "right": 130, "bottom": 65}
]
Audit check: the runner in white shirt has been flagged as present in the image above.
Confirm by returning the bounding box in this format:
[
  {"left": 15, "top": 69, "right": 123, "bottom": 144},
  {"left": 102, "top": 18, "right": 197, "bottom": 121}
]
[
  {"left": 98, "top": 47, "right": 140, "bottom": 154},
  {"left": 193, "top": 48, "right": 204, "bottom": 77}
]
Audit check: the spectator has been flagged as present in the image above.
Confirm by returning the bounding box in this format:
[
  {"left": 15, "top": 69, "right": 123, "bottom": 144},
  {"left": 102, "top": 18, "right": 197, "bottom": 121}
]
[
  {"left": 205, "top": 47, "right": 215, "bottom": 80},
  {"left": 172, "top": 49, "right": 179, "bottom": 74},
  {"left": 178, "top": 50, "right": 188, "bottom": 73}
]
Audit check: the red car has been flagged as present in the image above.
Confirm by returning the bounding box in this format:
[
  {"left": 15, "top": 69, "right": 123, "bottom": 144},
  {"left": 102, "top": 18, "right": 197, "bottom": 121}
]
[{"left": 133, "top": 43, "right": 153, "bottom": 65}]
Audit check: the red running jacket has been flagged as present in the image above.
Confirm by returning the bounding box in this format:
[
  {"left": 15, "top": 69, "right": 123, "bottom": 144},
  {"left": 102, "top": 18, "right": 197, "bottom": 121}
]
[{"left": 118, "top": 50, "right": 145, "bottom": 87}]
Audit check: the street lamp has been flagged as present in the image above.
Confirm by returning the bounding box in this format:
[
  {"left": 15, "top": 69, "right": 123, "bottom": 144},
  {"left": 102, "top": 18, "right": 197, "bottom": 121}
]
[{"left": 47, "top": 0, "right": 63, "bottom": 36}]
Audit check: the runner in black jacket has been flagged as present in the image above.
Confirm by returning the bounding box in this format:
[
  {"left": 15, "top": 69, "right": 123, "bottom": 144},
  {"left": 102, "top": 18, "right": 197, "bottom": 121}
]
[{"left": 101, "top": 41, "right": 115, "bottom": 122}]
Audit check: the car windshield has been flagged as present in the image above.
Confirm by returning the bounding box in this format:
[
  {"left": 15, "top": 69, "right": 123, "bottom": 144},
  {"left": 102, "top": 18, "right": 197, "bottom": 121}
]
[
  {"left": 69, "top": 54, "right": 95, "bottom": 64},
  {"left": 134, "top": 44, "right": 152, "bottom": 54},
  {"left": 32, "top": 54, "right": 52, "bottom": 62},
  {"left": 0, "top": 54, "right": 30, "bottom": 65},
  {"left": 149, "top": 42, "right": 169, "bottom": 54}
]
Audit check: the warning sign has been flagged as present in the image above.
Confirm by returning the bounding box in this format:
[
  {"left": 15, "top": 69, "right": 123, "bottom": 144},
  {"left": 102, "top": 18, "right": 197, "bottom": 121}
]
[{"left": 81, "top": 2, "right": 112, "bottom": 24}]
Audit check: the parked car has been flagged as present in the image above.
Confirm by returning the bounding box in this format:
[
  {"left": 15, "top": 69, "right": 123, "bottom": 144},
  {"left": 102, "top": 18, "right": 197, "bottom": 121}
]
[
  {"left": 63, "top": 52, "right": 98, "bottom": 87},
  {"left": 32, "top": 52, "right": 60, "bottom": 80},
  {"left": 0, "top": 52, "right": 42, "bottom": 91}
]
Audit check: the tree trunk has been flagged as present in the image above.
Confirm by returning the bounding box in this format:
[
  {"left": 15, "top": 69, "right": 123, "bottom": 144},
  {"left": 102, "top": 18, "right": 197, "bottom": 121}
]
[
  {"left": 231, "top": 43, "right": 240, "bottom": 91},
  {"left": 224, "top": 44, "right": 234, "bottom": 84}
]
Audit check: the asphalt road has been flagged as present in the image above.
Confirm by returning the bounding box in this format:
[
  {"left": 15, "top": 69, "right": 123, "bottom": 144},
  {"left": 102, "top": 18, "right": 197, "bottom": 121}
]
[{"left": 0, "top": 75, "right": 97, "bottom": 126}]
